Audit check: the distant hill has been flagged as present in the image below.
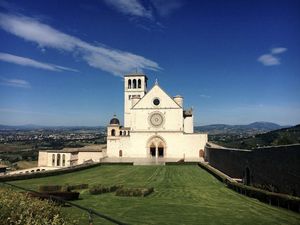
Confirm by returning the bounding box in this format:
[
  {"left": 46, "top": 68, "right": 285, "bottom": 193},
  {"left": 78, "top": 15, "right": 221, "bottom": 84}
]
[
  {"left": 1, "top": 122, "right": 286, "bottom": 134},
  {"left": 216, "top": 124, "right": 300, "bottom": 149},
  {"left": 0, "top": 124, "right": 105, "bottom": 131},
  {"left": 0, "top": 124, "right": 45, "bottom": 130},
  {"left": 195, "top": 122, "right": 286, "bottom": 135}
]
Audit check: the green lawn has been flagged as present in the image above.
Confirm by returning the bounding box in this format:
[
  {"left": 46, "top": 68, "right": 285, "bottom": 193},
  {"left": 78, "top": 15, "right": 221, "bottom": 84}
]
[{"left": 9, "top": 165, "right": 300, "bottom": 225}]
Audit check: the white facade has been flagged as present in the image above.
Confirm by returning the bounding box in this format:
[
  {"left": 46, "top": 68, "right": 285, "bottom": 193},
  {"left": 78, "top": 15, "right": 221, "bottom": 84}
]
[
  {"left": 107, "top": 74, "right": 207, "bottom": 160},
  {"left": 36, "top": 73, "right": 207, "bottom": 169},
  {"left": 38, "top": 145, "right": 105, "bottom": 168}
]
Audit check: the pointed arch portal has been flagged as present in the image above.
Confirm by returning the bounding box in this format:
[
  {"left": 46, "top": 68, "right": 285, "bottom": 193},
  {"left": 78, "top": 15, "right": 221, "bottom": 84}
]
[{"left": 147, "top": 136, "right": 166, "bottom": 158}]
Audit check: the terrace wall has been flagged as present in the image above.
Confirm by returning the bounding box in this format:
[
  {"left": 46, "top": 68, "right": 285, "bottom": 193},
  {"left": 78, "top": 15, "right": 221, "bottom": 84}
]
[{"left": 205, "top": 144, "right": 300, "bottom": 196}]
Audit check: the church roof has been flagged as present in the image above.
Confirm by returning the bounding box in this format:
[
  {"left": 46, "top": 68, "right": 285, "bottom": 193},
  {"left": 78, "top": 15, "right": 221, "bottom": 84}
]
[{"left": 132, "top": 82, "right": 182, "bottom": 109}]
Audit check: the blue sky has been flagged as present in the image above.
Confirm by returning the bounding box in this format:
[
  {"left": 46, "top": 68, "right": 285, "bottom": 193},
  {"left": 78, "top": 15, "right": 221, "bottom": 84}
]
[{"left": 0, "top": 0, "right": 299, "bottom": 126}]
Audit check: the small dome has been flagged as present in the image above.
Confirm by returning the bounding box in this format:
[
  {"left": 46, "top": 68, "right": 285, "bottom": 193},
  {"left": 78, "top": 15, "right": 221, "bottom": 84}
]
[{"left": 110, "top": 115, "right": 120, "bottom": 125}]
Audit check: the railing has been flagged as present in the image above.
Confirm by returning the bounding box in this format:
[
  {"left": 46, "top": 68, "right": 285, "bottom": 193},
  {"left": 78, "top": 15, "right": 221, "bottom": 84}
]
[{"left": 1, "top": 182, "right": 128, "bottom": 225}]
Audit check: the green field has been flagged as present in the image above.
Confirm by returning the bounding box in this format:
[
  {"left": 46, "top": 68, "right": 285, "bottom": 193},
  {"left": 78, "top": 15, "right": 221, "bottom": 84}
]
[{"left": 8, "top": 165, "right": 300, "bottom": 225}]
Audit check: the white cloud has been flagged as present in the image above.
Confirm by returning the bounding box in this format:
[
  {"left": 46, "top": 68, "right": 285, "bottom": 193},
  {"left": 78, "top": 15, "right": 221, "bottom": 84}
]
[
  {"left": 0, "top": 52, "right": 78, "bottom": 72},
  {"left": 0, "top": 77, "right": 31, "bottom": 88},
  {"left": 257, "top": 47, "right": 287, "bottom": 66},
  {"left": 257, "top": 54, "right": 280, "bottom": 66},
  {"left": 102, "top": 0, "right": 183, "bottom": 19},
  {"left": 103, "top": 0, "right": 153, "bottom": 19},
  {"left": 151, "top": 0, "right": 184, "bottom": 17},
  {"left": 271, "top": 47, "right": 287, "bottom": 54},
  {"left": 0, "top": 12, "right": 160, "bottom": 76}
]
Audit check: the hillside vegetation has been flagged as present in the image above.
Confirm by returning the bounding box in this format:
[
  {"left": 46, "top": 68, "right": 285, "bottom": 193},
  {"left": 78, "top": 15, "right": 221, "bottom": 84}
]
[
  {"left": 215, "top": 124, "right": 300, "bottom": 149},
  {"left": 195, "top": 122, "right": 284, "bottom": 135},
  {"left": 10, "top": 165, "right": 300, "bottom": 225},
  {"left": 0, "top": 188, "right": 75, "bottom": 224}
]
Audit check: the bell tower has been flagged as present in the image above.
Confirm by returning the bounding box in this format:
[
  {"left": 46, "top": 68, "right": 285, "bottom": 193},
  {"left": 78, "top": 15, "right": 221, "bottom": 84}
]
[{"left": 124, "top": 73, "right": 148, "bottom": 128}]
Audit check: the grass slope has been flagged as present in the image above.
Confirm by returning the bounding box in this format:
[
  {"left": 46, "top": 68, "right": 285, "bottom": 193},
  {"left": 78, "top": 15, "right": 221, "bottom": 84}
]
[{"left": 9, "top": 165, "right": 300, "bottom": 225}]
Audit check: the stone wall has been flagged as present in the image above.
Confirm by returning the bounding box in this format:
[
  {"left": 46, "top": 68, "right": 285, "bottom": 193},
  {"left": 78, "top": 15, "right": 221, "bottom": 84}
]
[{"left": 205, "top": 144, "right": 300, "bottom": 196}]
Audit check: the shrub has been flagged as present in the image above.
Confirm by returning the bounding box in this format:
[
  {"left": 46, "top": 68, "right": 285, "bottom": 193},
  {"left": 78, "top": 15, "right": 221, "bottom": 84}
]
[
  {"left": 66, "top": 183, "right": 89, "bottom": 191},
  {"left": 116, "top": 187, "right": 154, "bottom": 197},
  {"left": 0, "top": 188, "right": 76, "bottom": 224},
  {"left": 39, "top": 183, "right": 88, "bottom": 193},
  {"left": 39, "top": 185, "right": 63, "bottom": 192},
  {"left": 89, "top": 184, "right": 123, "bottom": 195}
]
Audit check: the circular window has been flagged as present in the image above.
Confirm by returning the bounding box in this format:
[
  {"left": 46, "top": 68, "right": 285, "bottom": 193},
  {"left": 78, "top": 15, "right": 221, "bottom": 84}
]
[
  {"left": 148, "top": 112, "right": 165, "bottom": 127},
  {"left": 153, "top": 98, "right": 160, "bottom": 106}
]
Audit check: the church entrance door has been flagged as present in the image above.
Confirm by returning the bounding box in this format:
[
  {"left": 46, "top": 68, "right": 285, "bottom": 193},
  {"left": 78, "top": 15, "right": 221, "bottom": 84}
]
[
  {"left": 158, "top": 147, "right": 164, "bottom": 157},
  {"left": 147, "top": 136, "right": 166, "bottom": 158},
  {"left": 150, "top": 147, "right": 156, "bottom": 157}
]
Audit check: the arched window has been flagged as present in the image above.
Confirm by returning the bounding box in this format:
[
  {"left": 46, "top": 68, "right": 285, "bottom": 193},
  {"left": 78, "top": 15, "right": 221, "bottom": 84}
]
[
  {"left": 62, "top": 154, "right": 65, "bottom": 166},
  {"left": 133, "top": 79, "right": 137, "bottom": 88},
  {"left": 138, "top": 79, "right": 141, "bottom": 88},
  {"left": 119, "top": 150, "right": 123, "bottom": 157},
  {"left": 57, "top": 154, "right": 60, "bottom": 166},
  {"left": 128, "top": 131, "right": 130, "bottom": 136},
  {"left": 111, "top": 129, "right": 115, "bottom": 136},
  {"left": 120, "top": 131, "right": 122, "bottom": 136},
  {"left": 52, "top": 154, "right": 55, "bottom": 166},
  {"left": 128, "top": 79, "right": 131, "bottom": 89},
  {"left": 124, "top": 131, "right": 126, "bottom": 136}
]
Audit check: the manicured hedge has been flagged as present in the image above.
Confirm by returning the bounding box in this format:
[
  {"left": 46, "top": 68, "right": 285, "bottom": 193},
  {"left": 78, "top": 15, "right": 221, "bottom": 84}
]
[
  {"left": 67, "top": 183, "right": 89, "bottom": 190},
  {"left": 0, "top": 163, "right": 102, "bottom": 182},
  {"left": 89, "top": 184, "right": 123, "bottom": 195},
  {"left": 39, "top": 183, "right": 88, "bottom": 192},
  {"left": 37, "top": 184, "right": 87, "bottom": 201},
  {"left": 198, "top": 162, "right": 300, "bottom": 213},
  {"left": 116, "top": 187, "right": 154, "bottom": 197},
  {"left": 39, "top": 185, "right": 63, "bottom": 192}
]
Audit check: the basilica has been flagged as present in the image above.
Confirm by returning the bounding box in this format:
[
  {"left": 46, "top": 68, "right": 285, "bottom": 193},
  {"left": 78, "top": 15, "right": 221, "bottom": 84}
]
[
  {"left": 37, "top": 73, "right": 207, "bottom": 169},
  {"left": 106, "top": 73, "right": 207, "bottom": 160}
]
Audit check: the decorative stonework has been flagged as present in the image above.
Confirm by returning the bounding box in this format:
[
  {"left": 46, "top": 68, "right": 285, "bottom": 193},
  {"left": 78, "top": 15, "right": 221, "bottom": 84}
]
[{"left": 149, "top": 111, "right": 165, "bottom": 128}]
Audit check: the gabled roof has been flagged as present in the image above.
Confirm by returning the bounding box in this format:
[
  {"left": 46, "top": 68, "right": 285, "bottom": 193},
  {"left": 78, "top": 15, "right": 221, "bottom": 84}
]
[{"left": 132, "top": 83, "right": 182, "bottom": 109}]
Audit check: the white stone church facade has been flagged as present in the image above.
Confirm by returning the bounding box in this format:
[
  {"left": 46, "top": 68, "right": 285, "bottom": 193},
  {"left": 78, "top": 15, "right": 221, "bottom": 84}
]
[
  {"left": 106, "top": 74, "right": 207, "bottom": 160},
  {"left": 37, "top": 73, "right": 207, "bottom": 169}
]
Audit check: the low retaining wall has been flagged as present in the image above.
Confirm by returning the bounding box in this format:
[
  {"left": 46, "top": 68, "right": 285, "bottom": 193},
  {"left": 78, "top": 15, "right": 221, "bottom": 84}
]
[
  {"left": 7, "top": 167, "right": 58, "bottom": 175},
  {"left": 198, "top": 162, "right": 300, "bottom": 213},
  {"left": 0, "top": 163, "right": 102, "bottom": 182},
  {"left": 205, "top": 144, "right": 300, "bottom": 196}
]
